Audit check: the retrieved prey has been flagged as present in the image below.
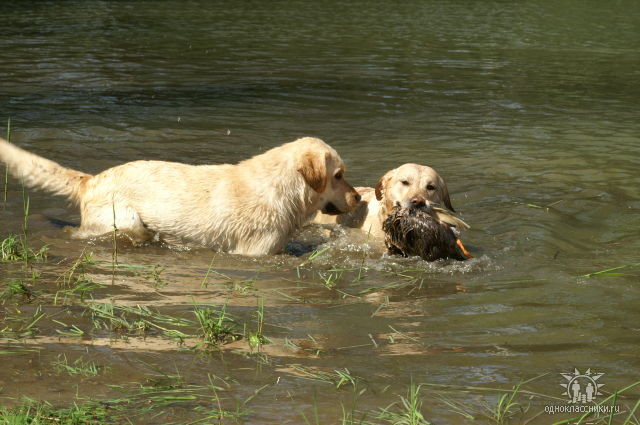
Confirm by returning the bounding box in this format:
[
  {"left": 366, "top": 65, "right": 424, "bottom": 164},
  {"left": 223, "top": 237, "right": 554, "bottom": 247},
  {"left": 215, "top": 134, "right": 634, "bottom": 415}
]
[{"left": 382, "top": 204, "right": 472, "bottom": 261}]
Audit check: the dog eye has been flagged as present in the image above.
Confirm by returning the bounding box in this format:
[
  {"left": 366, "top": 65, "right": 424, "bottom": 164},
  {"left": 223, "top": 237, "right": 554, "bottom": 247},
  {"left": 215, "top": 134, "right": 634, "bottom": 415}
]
[
  {"left": 401, "top": 180, "right": 410, "bottom": 186},
  {"left": 427, "top": 184, "right": 436, "bottom": 190},
  {"left": 335, "top": 172, "right": 343, "bottom": 180}
]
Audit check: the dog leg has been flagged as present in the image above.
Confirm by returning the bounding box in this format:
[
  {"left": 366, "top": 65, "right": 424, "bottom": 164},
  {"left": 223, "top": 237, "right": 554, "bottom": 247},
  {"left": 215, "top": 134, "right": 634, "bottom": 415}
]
[
  {"left": 73, "top": 204, "right": 153, "bottom": 246},
  {"left": 233, "top": 231, "right": 287, "bottom": 256}
]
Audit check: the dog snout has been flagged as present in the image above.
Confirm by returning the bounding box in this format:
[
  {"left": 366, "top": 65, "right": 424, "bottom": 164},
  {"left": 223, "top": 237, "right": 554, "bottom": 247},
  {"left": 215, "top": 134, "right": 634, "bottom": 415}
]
[
  {"left": 345, "top": 186, "right": 360, "bottom": 209},
  {"left": 409, "top": 195, "right": 426, "bottom": 207}
]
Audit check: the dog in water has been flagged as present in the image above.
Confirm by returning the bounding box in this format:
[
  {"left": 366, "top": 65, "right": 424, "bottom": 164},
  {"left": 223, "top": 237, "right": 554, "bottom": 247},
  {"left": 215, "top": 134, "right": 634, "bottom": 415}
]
[
  {"left": 0, "top": 136, "right": 360, "bottom": 256},
  {"left": 314, "top": 163, "right": 457, "bottom": 238}
]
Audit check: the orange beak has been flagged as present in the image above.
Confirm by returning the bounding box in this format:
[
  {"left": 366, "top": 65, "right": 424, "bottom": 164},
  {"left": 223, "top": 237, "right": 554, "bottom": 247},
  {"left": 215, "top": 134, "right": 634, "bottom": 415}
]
[{"left": 456, "top": 239, "right": 473, "bottom": 259}]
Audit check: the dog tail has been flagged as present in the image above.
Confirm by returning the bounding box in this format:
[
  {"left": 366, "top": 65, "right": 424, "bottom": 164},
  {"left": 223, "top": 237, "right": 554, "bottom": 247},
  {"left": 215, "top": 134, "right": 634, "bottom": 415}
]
[{"left": 0, "top": 137, "right": 91, "bottom": 204}]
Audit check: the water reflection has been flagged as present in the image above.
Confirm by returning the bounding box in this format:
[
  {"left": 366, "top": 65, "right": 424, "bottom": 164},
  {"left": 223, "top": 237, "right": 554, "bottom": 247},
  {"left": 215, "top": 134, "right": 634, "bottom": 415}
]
[{"left": 1, "top": 0, "right": 640, "bottom": 423}]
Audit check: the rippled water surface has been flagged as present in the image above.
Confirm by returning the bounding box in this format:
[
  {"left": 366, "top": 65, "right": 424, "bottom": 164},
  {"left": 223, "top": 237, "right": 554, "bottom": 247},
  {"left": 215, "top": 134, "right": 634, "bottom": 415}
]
[{"left": 1, "top": 1, "right": 639, "bottom": 423}]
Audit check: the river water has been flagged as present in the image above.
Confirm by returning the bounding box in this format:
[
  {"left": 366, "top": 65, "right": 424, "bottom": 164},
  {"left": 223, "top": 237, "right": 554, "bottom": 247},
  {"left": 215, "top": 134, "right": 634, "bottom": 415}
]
[{"left": 1, "top": 1, "right": 639, "bottom": 423}]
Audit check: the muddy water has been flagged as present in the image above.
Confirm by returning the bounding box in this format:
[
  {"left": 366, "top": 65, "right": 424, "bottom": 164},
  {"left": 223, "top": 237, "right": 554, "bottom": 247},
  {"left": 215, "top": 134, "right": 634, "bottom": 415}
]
[{"left": 1, "top": 0, "right": 639, "bottom": 423}]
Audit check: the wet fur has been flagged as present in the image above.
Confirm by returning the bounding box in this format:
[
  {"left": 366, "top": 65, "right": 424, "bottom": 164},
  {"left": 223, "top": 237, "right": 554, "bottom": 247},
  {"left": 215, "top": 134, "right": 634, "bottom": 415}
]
[
  {"left": 383, "top": 206, "right": 467, "bottom": 261},
  {"left": 314, "top": 163, "right": 455, "bottom": 239},
  {"left": 0, "top": 136, "right": 359, "bottom": 256}
]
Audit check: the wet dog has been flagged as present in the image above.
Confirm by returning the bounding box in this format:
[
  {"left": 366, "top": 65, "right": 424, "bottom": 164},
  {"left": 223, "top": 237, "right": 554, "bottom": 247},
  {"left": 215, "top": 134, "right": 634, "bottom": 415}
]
[
  {"left": 314, "top": 163, "right": 455, "bottom": 238},
  {"left": 0, "top": 136, "right": 360, "bottom": 256}
]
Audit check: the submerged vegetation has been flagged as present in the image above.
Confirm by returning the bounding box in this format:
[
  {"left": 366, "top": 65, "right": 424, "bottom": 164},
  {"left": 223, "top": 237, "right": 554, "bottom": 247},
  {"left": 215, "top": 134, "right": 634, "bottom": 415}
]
[
  {"left": 1, "top": 164, "right": 639, "bottom": 423},
  {"left": 2, "top": 122, "right": 49, "bottom": 263},
  {"left": 0, "top": 233, "right": 47, "bottom": 263},
  {"left": 1, "top": 236, "right": 639, "bottom": 424},
  {"left": 193, "top": 302, "right": 243, "bottom": 347},
  {"left": 1, "top": 109, "right": 638, "bottom": 423}
]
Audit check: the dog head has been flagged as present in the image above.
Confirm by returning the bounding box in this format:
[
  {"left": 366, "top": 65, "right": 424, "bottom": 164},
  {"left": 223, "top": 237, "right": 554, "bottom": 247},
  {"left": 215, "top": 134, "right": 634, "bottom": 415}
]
[
  {"left": 374, "top": 163, "right": 453, "bottom": 215},
  {"left": 295, "top": 138, "right": 360, "bottom": 215}
]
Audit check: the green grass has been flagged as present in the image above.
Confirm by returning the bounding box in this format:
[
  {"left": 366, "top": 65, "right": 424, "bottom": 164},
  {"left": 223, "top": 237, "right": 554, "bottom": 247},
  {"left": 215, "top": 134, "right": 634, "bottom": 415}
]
[
  {"left": 108, "top": 369, "right": 252, "bottom": 423},
  {"left": 377, "top": 383, "right": 430, "bottom": 425},
  {"left": 72, "top": 300, "right": 251, "bottom": 349},
  {"left": 491, "top": 381, "right": 525, "bottom": 424},
  {"left": 247, "top": 297, "right": 268, "bottom": 349},
  {"left": 52, "top": 318, "right": 85, "bottom": 338},
  {"left": 145, "top": 264, "right": 168, "bottom": 288},
  {"left": 54, "top": 279, "right": 104, "bottom": 305},
  {"left": 1, "top": 121, "right": 48, "bottom": 264},
  {"left": 0, "top": 399, "right": 113, "bottom": 424},
  {"left": 0, "top": 234, "right": 47, "bottom": 263},
  {"left": 52, "top": 354, "right": 105, "bottom": 377},
  {"left": 552, "top": 380, "right": 640, "bottom": 425},
  {"left": 318, "top": 268, "right": 344, "bottom": 289},
  {"left": 0, "top": 371, "right": 254, "bottom": 424},
  {"left": 198, "top": 257, "right": 258, "bottom": 294},
  {"left": 302, "top": 382, "right": 432, "bottom": 425},
  {"left": 431, "top": 381, "right": 528, "bottom": 424},
  {"left": 53, "top": 254, "right": 104, "bottom": 304},
  {"left": 2, "top": 280, "right": 34, "bottom": 301},
  {"left": 2, "top": 182, "right": 49, "bottom": 264},
  {"left": 1, "top": 194, "right": 638, "bottom": 425},
  {"left": 87, "top": 302, "right": 193, "bottom": 342},
  {"left": 0, "top": 305, "right": 46, "bottom": 339},
  {"left": 200, "top": 254, "right": 228, "bottom": 287},
  {"left": 422, "top": 377, "right": 549, "bottom": 424},
  {"left": 56, "top": 252, "right": 95, "bottom": 288},
  {"left": 193, "top": 302, "right": 242, "bottom": 348},
  {"left": 88, "top": 302, "right": 150, "bottom": 335},
  {"left": 581, "top": 262, "right": 640, "bottom": 278},
  {"left": 290, "top": 365, "right": 362, "bottom": 390},
  {"left": 339, "top": 385, "right": 370, "bottom": 425}
]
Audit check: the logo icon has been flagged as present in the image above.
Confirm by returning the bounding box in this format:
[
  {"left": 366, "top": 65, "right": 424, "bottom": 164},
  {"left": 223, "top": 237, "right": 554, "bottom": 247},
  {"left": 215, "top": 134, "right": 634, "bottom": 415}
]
[{"left": 560, "top": 368, "right": 604, "bottom": 404}]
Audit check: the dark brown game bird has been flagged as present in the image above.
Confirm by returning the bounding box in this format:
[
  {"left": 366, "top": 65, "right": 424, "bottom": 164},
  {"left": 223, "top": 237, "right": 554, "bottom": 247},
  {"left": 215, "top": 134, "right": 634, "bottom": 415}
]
[{"left": 382, "top": 203, "right": 472, "bottom": 262}]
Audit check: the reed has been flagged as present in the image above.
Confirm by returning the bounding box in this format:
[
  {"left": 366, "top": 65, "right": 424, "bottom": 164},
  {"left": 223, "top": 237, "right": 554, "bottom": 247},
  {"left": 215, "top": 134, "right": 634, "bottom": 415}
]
[{"left": 2, "top": 118, "right": 10, "bottom": 206}]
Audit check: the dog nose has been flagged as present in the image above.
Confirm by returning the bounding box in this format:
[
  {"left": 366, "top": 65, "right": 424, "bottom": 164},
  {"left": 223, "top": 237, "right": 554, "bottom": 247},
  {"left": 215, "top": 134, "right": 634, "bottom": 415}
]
[
  {"left": 354, "top": 193, "right": 361, "bottom": 203},
  {"left": 410, "top": 196, "right": 425, "bottom": 207}
]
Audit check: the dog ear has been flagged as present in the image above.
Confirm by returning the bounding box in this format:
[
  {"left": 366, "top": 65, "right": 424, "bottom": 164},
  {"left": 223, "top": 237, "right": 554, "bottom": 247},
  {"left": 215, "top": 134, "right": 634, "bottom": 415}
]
[
  {"left": 374, "top": 170, "right": 393, "bottom": 201},
  {"left": 298, "top": 151, "right": 328, "bottom": 193},
  {"left": 440, "top": 179, "right": 455, "bottom": 212}
]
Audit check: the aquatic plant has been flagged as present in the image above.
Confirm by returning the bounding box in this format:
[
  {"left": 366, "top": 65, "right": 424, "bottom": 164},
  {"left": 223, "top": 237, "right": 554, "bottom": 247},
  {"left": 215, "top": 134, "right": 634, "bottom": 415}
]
[
  {"left": 377, "top": 383, "right": 431, "bottom": 425},
  {"left": 193, "top": 302, "right": 242, "bottom": 348},
  {"left": 0, "top": 234, "right": 47, "bottom": 263},
  {"left": 52, "top": 354, "right": 104, "bottom": 377}
]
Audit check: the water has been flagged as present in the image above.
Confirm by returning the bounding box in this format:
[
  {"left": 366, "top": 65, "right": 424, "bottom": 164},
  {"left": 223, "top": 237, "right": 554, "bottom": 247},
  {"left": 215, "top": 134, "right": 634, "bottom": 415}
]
[{"left": 1, "top": 1, "right": 639, "bottom": 423}]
